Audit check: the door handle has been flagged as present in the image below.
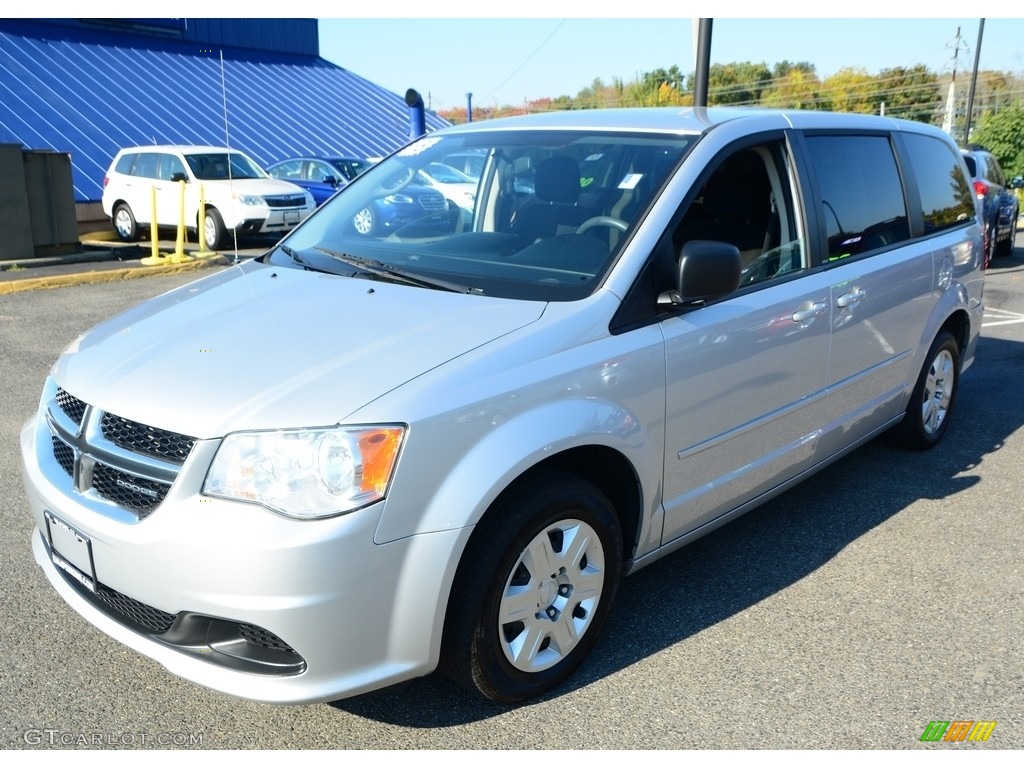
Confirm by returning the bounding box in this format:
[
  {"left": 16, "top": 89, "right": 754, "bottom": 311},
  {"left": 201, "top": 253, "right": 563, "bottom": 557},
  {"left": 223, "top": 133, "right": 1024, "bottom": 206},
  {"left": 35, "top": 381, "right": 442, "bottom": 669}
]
[
  {"left": 837, "top": 288, "right": 866, "bottom": 308},
  {"left": 792, "top": 302, "right": 827, "bottom": 324}
]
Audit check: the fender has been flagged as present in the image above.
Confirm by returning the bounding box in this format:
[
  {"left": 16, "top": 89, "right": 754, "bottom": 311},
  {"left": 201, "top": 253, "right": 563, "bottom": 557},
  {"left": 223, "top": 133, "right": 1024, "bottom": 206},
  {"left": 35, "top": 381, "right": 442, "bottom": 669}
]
[{"left": 374, "top": 394, "right": 664, "bottom": 545}]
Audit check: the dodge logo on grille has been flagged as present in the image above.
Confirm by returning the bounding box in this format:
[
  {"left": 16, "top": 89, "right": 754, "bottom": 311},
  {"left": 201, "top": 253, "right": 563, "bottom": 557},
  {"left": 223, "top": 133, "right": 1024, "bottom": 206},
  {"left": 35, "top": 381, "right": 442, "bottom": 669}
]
[{"left": 115, "top": 478, "right": 159, "bottom": 499}]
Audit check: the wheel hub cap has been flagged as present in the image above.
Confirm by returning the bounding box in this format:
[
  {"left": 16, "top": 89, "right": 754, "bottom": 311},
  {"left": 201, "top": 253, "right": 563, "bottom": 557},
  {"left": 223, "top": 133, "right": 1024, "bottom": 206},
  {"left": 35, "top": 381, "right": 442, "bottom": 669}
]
[{"left": 497, "top": 518, "right": 605, "bottom": 673}]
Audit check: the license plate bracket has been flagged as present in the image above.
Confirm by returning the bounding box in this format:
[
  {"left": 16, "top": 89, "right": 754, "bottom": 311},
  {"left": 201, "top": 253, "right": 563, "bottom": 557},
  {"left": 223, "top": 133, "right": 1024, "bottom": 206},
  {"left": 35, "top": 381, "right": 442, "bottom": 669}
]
[
  {"left": 284, "top": 211, "right": 300, "bottom": 224},
  {"left": 44, "top": 511, "right": 97, "bottom": 593}
]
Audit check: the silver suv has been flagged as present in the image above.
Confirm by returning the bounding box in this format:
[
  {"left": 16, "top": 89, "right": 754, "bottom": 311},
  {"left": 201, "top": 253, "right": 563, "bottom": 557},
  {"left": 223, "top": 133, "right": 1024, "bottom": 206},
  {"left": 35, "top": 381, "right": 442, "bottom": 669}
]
[{"left": 22, "top": 108, "right": 984, "bottom": 705}]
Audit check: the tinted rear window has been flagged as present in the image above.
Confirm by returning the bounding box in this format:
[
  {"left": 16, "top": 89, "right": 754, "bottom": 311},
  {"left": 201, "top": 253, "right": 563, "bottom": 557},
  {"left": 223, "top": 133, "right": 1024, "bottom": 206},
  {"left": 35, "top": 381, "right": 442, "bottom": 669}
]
[
  {"left": 806, "top": 135, "right": 909, "bottom": 261},
  {"left": 903, "top": 134, "right": 975, "bottom": 234}
]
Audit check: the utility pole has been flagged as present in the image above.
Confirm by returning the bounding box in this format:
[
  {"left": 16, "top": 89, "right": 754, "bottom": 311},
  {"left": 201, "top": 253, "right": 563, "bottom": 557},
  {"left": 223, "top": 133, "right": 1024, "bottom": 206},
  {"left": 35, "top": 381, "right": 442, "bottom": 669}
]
[
  {"left": 963, "top": 19, "right": 985, "bottom": 147},
  {"left": 941, "top": 26, "right": 963, "bottom": 137}
]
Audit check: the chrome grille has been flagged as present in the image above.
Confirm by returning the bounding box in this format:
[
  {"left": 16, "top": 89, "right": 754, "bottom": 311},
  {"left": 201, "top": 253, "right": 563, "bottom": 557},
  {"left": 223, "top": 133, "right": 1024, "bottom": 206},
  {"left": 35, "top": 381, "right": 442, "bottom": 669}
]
[
  {"left": 55, "top": 387, "right": 87, "bottom": 425},
  {"left": 46, "top": 386, "right": 194, "bottom": 522},
  {"left": 264, "top": 194, "right": 307, "bottom": 208},
  {"left": 52, "top": 435, "right": 75, "bottom": 476},
  {"left": 91, "top": 462, "right": 169, "bottom": 518},
  {"left": 101, "top": 411, "right": 196, "bottom": 464},
  {"left": 418, "top": 191, "right": 446, "bottom": 212}
]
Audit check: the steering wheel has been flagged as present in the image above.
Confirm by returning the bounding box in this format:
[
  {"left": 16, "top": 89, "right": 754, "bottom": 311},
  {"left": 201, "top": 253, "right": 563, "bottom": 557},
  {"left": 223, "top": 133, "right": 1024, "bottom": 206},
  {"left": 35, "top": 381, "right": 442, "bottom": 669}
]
[
  {"left": 374, "top": 165, "right": 416, "bottom": 196},
  {"left": 577, "top": 216, "right": 628, "bottom": 235}
]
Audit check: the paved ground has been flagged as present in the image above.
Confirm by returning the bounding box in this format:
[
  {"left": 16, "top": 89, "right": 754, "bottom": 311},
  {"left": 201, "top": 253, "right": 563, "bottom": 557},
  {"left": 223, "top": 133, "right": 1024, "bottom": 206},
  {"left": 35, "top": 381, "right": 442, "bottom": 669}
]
[
  {"left": 1, "top": 231, "right": 1022, "bottom": 751},
  {"left": 0, "top": 234, "right": 270, "bottom": 295}
]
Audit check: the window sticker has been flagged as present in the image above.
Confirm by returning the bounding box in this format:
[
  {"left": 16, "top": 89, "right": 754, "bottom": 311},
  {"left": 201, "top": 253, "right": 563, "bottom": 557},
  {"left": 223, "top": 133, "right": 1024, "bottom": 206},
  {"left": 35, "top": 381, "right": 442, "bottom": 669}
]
[
  {"left": 398, "top": 136, "right": 444, "bottom": 157},
  {"left": 618, "top": 173, "right": 644, "bottom": 190}
]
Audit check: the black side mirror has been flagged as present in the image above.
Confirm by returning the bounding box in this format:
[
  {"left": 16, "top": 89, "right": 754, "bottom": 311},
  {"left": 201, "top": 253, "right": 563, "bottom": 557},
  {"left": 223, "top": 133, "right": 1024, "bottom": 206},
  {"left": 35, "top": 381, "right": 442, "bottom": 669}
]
[
  {"left": 659, "top": 240, "right": 742, "bottom": 307},
  {"left": 170, "top": 172, "right": 188, "bottom": 183},
  {"left": 323, "top": 175, "right": 340, "bottom": 187}
]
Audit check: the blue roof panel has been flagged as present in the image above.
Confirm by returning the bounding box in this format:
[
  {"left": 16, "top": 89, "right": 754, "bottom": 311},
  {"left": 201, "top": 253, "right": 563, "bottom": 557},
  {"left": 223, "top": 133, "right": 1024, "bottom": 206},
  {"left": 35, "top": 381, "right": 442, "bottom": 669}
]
[{"left": 0, "top": 20, "right": 448, "bottom": 202}]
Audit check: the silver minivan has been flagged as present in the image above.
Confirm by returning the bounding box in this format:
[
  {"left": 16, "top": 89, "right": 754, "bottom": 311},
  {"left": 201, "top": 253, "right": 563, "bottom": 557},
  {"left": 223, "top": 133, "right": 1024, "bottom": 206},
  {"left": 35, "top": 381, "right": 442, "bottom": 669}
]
[{"left": 21, "top": 108, "right": 985, "bottom": 705}]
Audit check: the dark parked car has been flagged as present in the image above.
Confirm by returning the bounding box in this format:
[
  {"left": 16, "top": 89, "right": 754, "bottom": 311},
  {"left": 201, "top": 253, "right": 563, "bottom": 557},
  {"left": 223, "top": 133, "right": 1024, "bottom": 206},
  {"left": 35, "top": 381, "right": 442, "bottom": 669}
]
[
  {"left": 268, "top": 156, "right": 449, "bottom": 236},
  {"left": 266, "top": 157, "right": 373, "bottom": 206},
  {"left": 961, "top": 147, "right": 1019, "bottom": 263}
]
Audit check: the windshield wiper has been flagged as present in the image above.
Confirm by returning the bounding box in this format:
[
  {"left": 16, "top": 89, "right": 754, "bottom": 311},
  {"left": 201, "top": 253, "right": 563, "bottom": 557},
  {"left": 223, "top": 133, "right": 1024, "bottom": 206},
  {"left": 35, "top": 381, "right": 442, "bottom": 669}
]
[
  {"left": 315, "top": 247, "right": 480, "bottom": 294},
  {"left": 278, "top": 244, "right": 321, "bottom": 271}
]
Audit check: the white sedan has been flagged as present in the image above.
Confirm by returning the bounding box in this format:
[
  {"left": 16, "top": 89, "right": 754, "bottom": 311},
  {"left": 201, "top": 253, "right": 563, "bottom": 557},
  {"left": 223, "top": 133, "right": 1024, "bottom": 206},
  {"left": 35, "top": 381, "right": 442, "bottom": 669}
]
[{"left": 416, "top": 162, "right": 477, "bottom": 210}]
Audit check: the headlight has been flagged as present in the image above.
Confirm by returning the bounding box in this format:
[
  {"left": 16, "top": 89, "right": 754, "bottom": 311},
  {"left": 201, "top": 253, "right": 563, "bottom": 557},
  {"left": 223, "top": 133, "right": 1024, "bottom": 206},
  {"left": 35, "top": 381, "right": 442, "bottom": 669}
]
[
  {"left": 236, "top": 194, "right": 265, "bottom": 206},
  {"left": 383, "top": 193, "right": 414, "bottom": 205},
  {"left": 203, "top": 425, "right": 405, "bottom": 519}
]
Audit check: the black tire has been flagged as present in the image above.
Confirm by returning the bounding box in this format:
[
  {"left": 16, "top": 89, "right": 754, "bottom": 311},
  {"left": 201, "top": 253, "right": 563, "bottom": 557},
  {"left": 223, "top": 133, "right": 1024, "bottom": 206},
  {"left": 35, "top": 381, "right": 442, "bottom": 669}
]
[
  {"left": 889, "top": 330, "right": 960, "bottom": 450},
  {"left": 353, "top": 207, "right": 375, "bottom": 235},
  {"left": 202, "top": 208, "right": 226, "bottom": 251},
  {"left": 995, "top": 211, "right": 1017, "bottom": 256},
  {"left": 441, "top": 472, "right": 622, "bottom": 703},
  {"left": 112, "top": 203, "right": 138, "bottom": 242},
  {"left": 985, "top": 221, "right": 997, "bottom": 267}
]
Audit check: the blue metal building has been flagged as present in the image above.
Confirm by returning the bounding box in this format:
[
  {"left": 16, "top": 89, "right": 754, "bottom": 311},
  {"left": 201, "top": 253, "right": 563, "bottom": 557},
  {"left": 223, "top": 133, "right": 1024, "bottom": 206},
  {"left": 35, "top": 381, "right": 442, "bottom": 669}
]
[{"left": 0, "top": 18, "right": 448, "bottom": 204}]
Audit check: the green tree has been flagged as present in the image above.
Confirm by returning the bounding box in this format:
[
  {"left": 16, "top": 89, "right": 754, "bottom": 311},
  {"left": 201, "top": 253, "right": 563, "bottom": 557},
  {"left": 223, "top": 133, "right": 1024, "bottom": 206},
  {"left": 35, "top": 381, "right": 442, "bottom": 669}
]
[
  {"left": 871, "top": 65, "right": 941, "bottom": 124},
  {"left": 702, "top": 61, "right": 772, "bottom": 105},
  {"left": 971, "top": 104, "right": 1024, "bottom": 177},
  {"left": 773, "top": 61, "right": 816, "bottom": 79}
]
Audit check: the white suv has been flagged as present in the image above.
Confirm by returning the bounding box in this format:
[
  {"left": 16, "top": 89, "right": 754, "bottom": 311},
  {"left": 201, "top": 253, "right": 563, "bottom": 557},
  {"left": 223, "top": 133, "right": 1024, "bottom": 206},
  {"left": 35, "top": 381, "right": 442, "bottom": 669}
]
[{"left": 101, "top": 145, "right": 316, "bottom": 250}]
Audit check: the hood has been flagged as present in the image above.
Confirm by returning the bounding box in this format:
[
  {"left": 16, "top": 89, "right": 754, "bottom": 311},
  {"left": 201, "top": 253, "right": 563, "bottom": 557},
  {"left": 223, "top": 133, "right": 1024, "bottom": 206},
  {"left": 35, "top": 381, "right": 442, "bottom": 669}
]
[
  {"left": 207, "top": 177, "right": 308, "bottom": 198},
  {"left": 54, "top": 261, "right": 545, "bottom": 438}
]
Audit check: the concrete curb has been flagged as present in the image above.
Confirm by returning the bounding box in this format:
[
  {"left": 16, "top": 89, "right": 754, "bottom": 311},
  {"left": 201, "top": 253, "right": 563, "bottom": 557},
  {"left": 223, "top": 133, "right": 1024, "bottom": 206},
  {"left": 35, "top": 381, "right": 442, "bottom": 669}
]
[{"left": 0, "top": 256, "right": 230, "bottom": 296}]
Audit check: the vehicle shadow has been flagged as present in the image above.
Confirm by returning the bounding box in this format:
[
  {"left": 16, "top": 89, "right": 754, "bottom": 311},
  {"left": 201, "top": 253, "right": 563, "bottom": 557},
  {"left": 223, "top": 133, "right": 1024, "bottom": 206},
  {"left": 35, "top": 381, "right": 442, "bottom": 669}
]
[{"left": 329, "top": 333, "right": 1024, "bottom": 727}]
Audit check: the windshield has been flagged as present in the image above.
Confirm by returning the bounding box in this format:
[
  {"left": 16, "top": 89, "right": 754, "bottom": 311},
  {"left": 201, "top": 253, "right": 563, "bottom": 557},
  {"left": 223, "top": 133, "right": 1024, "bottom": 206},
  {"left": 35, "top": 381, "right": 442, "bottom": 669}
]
[
  {"left": 186, "top": 152, "right": 267, "bottom": 180},
  {"left": 276, "top": 130, "right": 692, "bottom": 301}
]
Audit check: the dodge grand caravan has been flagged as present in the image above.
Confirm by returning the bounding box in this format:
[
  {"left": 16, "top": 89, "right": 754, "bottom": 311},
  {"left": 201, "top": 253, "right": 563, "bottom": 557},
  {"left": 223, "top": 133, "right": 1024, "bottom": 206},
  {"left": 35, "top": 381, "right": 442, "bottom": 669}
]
[{"left": 22, "top": 108, "right": 985, "bottom": 705}]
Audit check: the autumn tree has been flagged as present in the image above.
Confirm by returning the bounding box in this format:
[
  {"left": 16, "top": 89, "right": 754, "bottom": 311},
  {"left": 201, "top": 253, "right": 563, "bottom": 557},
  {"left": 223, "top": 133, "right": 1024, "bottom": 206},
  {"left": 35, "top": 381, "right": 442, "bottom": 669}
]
[
  {"left": 821, "top": 67, "right": 878, "bottom": 114},
  {"left": 761, "top": 66, "right": 823, "bottom": 110}
]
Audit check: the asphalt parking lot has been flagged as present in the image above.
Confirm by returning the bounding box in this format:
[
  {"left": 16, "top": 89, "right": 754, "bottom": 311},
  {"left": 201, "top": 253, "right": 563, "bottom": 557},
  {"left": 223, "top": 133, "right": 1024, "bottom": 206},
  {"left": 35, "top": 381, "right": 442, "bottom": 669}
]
[{"left": 1, "top": 237, "right": 1022, "bottom": 749}]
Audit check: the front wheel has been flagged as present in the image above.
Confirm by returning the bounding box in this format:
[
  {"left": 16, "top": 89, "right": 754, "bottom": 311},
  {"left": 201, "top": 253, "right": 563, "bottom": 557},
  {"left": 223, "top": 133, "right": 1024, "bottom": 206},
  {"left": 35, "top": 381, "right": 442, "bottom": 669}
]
[
  {"left": 442, "top": 473, "right": 622, "bottom": 703},
  {"left": 353, "top": 207, "right": 375, "bottom": 235},
  {"left": 202, "top": 209, "right": 226, "bottom": 251},
  {"left": 889, "top": 330, "right": 960, "bottom": 450}
]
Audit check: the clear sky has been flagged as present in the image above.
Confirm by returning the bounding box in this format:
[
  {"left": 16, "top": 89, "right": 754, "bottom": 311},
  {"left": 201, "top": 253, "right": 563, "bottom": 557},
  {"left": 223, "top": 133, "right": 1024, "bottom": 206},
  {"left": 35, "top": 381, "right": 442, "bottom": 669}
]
[{"left": 316, "top": 10, "right": 1024, "bottom": 112}]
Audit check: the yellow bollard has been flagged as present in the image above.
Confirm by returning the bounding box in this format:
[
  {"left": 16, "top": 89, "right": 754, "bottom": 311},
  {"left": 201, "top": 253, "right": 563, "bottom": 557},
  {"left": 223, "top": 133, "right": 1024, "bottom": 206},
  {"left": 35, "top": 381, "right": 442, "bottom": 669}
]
[
  {"left": 141, "top": 184, "right": 168, "bottom": 266},
  {"left": 168, "top": 179, "right": 192, "bottom": 264},
  {"left": 193, "top": 183, "right": 217, "bottom": 258}
]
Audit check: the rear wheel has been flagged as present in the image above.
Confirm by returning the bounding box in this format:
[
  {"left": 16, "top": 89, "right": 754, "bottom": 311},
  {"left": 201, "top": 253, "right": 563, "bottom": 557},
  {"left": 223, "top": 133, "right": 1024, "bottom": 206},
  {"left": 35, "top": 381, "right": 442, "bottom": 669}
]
[
  {"left": 112, "top": 203, "right": 138, "bottom": 242},
  {"left": 889, "top": 330, "right": 960, "bottom": 450},
  {"left": 442, "top": 473, "right": 622, "bottom": 703},
  {"left": 996, "top": 211, "right": 1017, "bottom": 256}
]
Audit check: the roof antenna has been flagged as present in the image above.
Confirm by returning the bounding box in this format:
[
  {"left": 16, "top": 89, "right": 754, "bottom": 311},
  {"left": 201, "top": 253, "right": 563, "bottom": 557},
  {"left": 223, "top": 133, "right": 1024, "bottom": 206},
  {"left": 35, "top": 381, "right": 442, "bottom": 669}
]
[{"left": 219, "top": 50, "right": 240, "bottom": 264}]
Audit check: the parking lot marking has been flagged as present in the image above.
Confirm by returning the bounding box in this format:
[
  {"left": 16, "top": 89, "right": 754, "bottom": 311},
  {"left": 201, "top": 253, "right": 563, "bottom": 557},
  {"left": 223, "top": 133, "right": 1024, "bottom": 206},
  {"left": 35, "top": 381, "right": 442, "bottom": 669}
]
[{"left": 982, "top": 307, "right": 1024, "bottom": 327}]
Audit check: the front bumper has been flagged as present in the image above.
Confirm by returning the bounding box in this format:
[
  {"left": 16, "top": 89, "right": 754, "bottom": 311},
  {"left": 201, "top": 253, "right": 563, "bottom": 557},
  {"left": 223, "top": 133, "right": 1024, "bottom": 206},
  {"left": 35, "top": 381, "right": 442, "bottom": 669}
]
[{"left": 21, "top": 414, "right": 470, "bottom": 704}]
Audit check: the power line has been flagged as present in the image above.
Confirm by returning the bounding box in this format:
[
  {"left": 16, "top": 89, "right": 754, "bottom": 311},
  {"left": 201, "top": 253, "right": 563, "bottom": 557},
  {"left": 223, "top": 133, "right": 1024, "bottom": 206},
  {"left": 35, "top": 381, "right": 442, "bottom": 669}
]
[{"left": 480, "top": 19, "right": 566, "bottom": 102}]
